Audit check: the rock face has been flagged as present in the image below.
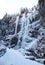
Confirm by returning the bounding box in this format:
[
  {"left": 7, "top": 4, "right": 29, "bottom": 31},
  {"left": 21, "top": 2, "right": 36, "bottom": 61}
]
[
  {"left": 0, "top": 6, "right": 45, "bottom": 64},
  {"left": 38, "top": 0, "right": 45, "bottom": 7},
  {"left": 29, "top": 30, "right": 39, "bottom": 38},
  {"left": 11, "top": 36, "right": 18, "bottom": 47},
  {"left": 0, "top": 29, "right": 2, "bottom": 35},
  {"left": 38, "top": 0, "right": 45, "bottom": 17},
  {"left": 17, "top": 24, "right": 21, "bottom": 33},
  {"left": 0, "top": 14, "right": 15, "bottom": 37},
  {"left": 40, "top": 18, "right": 45, "bottom": 28}
]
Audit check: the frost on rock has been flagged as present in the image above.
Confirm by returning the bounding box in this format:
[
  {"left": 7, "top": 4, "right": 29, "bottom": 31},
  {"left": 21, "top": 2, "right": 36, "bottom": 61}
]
[
  {"left": 0, "top": 45, "right": 6, "bottom": 57},
  {"left": 0, "top": 6, "right": 45, "bottom": 65}
]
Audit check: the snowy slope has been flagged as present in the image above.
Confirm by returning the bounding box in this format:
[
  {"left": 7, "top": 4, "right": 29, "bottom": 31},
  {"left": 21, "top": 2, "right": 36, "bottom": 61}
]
[{"left": 0, "top": 48, "right": 43, "bottom": 65}]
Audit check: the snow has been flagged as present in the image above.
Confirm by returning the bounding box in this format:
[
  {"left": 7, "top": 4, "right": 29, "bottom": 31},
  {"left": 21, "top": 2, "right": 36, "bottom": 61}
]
[{"left": 0, "top": 48, "right": 43, "bottom": 65}]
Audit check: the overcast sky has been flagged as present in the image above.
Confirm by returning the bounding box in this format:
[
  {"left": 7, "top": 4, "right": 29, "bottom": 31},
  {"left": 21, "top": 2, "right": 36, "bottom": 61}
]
[{"left": 0, "top": 0, "right": 38, "bottom": 19}]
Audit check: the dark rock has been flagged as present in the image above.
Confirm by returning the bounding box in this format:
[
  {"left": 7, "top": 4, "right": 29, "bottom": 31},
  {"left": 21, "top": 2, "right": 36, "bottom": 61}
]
[
  {"left": 39, "top": 37, "right": 45, "bottom": 43},
  {"left": 3, "top": 14, "right": 12, "bottom": 24},
  {"left": 43, "top": 54, "right": 45, "bottom": 58},
  {"left": 0, "top": 45, "right": 6, "bottom": 57},
  {"left": 38, "top": 6, "right": 45, "bottom": 17},
  {"left": 20, "top": 8, "right": 28, "bottom": 14},
  {"left": 32, "top": 17, "right": 35, "bottom": 22},
  {"left": 29, "top": 18, "right": 32, "bottom": 24},
  {"left": 11, "top": 36, "right": 18, "bottom": 47},
  {"left": 35, "top": 14, "right": 40, "bottom": 21},
  {"left": 2, "top": 29, "right": 6, "bottom": 36},
  {"left": 20, "top": 37, "right": 22, "bottom": 42},
  {"left": 43, "top": 60, "right": 45, "bottom": 65},
  {"left": 19, "top": 15, "right": 22, "bottom": 19},
  {"left": 8, "top": 26, "right": 15, "bottom": 35},
  {"left": 0, "top": 29, "right": 2, "bottom": 35},
  {"left": 17, "top": 24, "right": 21, "bottom": 33},
  {"left": 30, "top": 30, "right": 39, "bottom": 38},
  {"left": 40, "top": 18, "right": 45, "bottom": 28},
  {"left": 38, "top": 0, "right": 44, "bottom": 7}
]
